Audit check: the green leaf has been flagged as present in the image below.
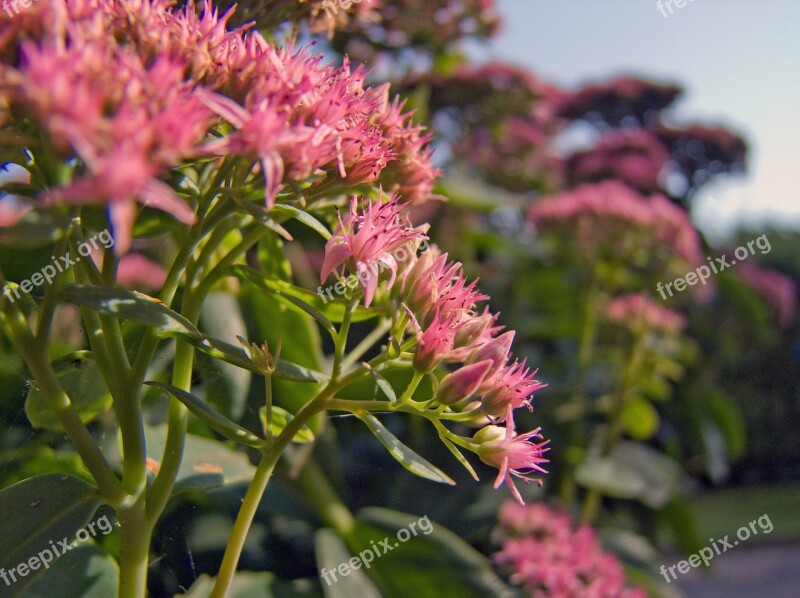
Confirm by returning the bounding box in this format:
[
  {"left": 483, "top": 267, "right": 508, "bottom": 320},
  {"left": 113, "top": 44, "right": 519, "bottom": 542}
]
[
  {"left": 145, "top": 382, "right": 265, "bottom": 448},
  {"left": 273, "top": 291, "right": 337, "bottom": 340},
  {"left": 260, "top": 406, "right": 315, "bottom": 444},
  {"left": 165, "top": 330, "right": 328, "bottom": 383},
  {"left": 620, "top": 397, "right": 659, "bottom": 441},
  {"left": 315, "top": 529, "right": 383, "bottom": 598},
  {"left": 658, "top": 500, "right": 706, "bottom": 562},
  {"left": 18, "top": 544, "right": 119, "bottom": 597},
  {"left": 58, "top": 285, "right": 201, "bottom": 338},
  {"left": 705, "top": 389, "right": 746, "bottom": 460},
  {"left": 25, "top": 358, "right": 112, "bottom": 431},
  {"left": 232, "top": 265, "right": 381, "bottom": 323},
  {"left": 575, "top": 442, "right": 682, "bottom": 508},
  {"left": 0, "top": 475, "right": 101, "bottom": 571},
  {"left": 440, "top": 437, "right": 479, "bottom": 481},
  {"left": 350, "top": 508, "right": 516, "bottom": 598},
  {"left": 270, "top": 204, "right": 332, "bottom": 240},
  {"left": 362, "top": 363, "right": 397, "bottom": 404},
  {"left": 200, "top": 291, "right": 251, "bottom": 420},
  {"left": 144, "top": 425, "right": 256, "bottom": 492},
  {"left": 230, "top": 196, "right": 294, "bottom": 240},
  {"left": 357, "top": 414, "right": 455, "bottom": 485}
]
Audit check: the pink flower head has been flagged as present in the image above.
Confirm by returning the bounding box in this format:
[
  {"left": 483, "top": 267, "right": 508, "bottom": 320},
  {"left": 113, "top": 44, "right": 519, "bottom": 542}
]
[
  {"left": 494, "top": 501, "right": 648, "bottom": 597},
  {"left": 528, "top": 181, "right": 704, "bottom": 269},
  {"left": 475, "top": 406, "right": 549, "bottom": 504},
  {"left": 479, "top": 359, "right": 546, "bottom": 418},
  {"left": 321, "top": 195, "right": 427, "bottom": 306},
  {"left": 605, "top": 293, "right": 686, "bottom": 333}
]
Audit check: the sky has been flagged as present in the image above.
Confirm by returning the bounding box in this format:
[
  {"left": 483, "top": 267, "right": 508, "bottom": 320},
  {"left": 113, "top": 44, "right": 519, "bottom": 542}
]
[{"left": 482, "top": 0, "right": 800, "bottom": 243}]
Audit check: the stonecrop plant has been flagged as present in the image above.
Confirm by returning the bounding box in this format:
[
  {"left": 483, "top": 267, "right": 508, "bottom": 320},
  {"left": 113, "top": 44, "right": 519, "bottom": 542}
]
[{"left": 0, "top": 1, "right": 546, "bottom": 596}]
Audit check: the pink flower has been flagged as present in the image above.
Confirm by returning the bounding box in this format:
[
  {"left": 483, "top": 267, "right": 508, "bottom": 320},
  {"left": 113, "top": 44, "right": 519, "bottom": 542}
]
[
  {"left": 605, "top": 293, "right": 686, "bottom": 333},
  {"left": 475, "top": 406, "right": 549, "bottom": 504},
  {"left": 479, "top": 359, "right": 546, "bottom": 418},
  {"left": 494, "top": 502, "right": 648, "bottom": 597},
  {"left": 320, "top": 195, "right": 427, "bottom": 306}
]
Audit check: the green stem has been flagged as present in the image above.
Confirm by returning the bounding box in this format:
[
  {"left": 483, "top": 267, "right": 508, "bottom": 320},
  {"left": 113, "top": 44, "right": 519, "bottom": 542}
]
[
  {"left": 209, "top": 452, "right": 277, "bottom": 598},
  {"left": 117, "top": 503, "right": 150, "bottom": 598},
  {"left": 395, "top": 370, "right": 424, "bottom": 406},
  {"left": 210, "top": 389, "right": 334, "bottom": 598},
  {"left": 145, "top": 338, "right": 193, "bottom": 520},
  {"left": 0, "top": 303, "right": 125, "bottom": 503},
  {"left": 331, "top": 296, "right": 358, "bottom": 379},
  {"left": 146, "top": 224, "right": 270, "bottom": 519},
  {"left": 580, "top": 329, "right": 647, "bottom": 524},
  {"left": 264, "top": 371, "right": 273, "bottom": 445},
  {"left": 35, "top": 234, "right": 70, "bottom": 343},
  {"left": 73, "top": 254, "right": 143, "bottom": 494},
  {"left": 559, "top": 269, "right": 601, "bottom": 506}
]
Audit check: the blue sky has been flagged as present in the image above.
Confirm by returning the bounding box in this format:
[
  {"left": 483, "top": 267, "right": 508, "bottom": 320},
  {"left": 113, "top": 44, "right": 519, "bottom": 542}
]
[{"left": 481, "top": 0, "right": 800, "bottom": 242}]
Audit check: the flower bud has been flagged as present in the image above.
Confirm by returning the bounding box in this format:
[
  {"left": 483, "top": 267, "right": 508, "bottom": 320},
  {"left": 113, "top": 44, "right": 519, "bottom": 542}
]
[
  {"left": 435, "top": 360, "right": 493, "bottom": 405},
  {"left": 453, "top": 312, "right": 493, "bottom": 349},
  {"left": 468, "top": 331, "right": 515, "bottom": 369},
  {"left": 473, "top": 424, "right": 506, "bottom": 457}
]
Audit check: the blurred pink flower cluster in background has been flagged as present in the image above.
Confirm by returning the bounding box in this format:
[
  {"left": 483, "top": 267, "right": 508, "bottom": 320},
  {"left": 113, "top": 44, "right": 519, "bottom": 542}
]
[{"left": 494, "top": 502, "right": 647, "bottom": 598}]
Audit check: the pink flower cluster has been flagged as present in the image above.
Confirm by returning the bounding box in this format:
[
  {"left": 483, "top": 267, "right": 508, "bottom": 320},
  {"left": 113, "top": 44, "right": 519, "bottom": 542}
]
[
  {"left": 494, "top": 502, "right": 648, "bottom": 598},
  {"left": 567, "top": 129, "right": 670, "bottom": 193},
  {"left": 0, "top": 0, "right": 437, "bottom": 251},
  {"left": 605, "top": 293, "right": 686, "bottom": 333},
  {"left": 528, "top": 181, "right": 703, "bottom": 266},
  {"left": 320, "top": 193, "right": 548, "bottom": 502}
]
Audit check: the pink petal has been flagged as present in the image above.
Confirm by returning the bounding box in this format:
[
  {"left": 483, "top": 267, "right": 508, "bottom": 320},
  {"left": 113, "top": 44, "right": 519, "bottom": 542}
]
[
  {"left": 320, "top": 237, "right": 352, "bottom": 283},
  {"left": 108, "top": 200, "right": 136, "bottom": 255},
  {"left": 141, "top": 179, "right": 196, "bottom": 224}
]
